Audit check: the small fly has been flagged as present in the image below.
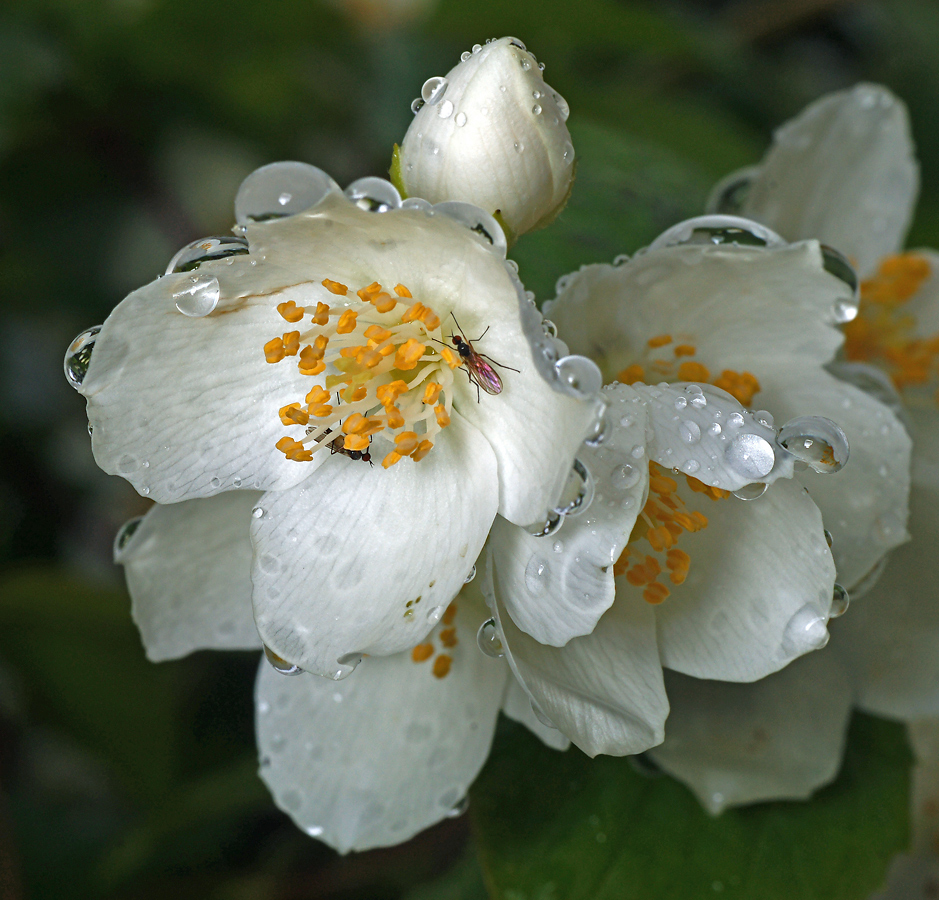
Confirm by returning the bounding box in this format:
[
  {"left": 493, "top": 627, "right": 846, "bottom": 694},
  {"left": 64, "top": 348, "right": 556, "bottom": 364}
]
[
  {"left": 448, "top": 313, "right": 518, "bottom": 400},
  {"left": 311, "top": 424, "right": 373, "bottom": 465}
]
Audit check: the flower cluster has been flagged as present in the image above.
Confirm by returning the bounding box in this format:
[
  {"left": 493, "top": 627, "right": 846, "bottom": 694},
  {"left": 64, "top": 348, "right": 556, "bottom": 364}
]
[{"left": 65, "top": 41, "right": 917, "bottom": 853}]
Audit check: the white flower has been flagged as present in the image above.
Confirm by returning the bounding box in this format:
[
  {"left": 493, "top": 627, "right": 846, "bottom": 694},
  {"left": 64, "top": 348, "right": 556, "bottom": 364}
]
[
  {"left": 648, "top": 83, "right": 933, "bottom": 813},
  {"left": 471, "top": 217, "right": 912, "bottom": 765},
  {"left": 396, "top": 38, "right": 575, "bottom": 238},
  {"left": 68, "top": 163, "right": 601, "bottom": 680}
]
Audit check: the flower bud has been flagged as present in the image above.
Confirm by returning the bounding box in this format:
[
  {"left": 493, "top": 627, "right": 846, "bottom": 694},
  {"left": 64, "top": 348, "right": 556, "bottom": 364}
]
[{"left": 396, "top": 38, "right": 575, "bottom": 238}]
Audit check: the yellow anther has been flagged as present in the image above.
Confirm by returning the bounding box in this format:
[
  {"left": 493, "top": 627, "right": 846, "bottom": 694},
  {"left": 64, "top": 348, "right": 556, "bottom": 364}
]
[
  {"left": 264, "top": 338, "right": 286, "bottom": 363},
  {"left": 648, "top": 334, "right": 672, "bottom": 348},
  {"left": 712, "top": 370, "right": 761, "bottom": 407},
  {"left": 357, "top": 282, "right": 382, "bottom": 301},
  {"left": 441, "top": 346, "right": 460, "bottom": 368},
  {"left": 439, "top": 628, "right": 458, "bottom": 648},
  {"left": 666, "top": 548, "right": 691, "bottom": 569},
  {"left": 350, "top": 385, "right": 368, "bottom": 402},
  {"left": 386, "top": 406, "right": 405, "bottom": 429},
  {"left": 402, "top": 302, "right": 425, "bottom": 323},
  {"left": 650, "top": 475, "right": 678, "bottom": 494},
  {"left": 279, "top": 403, "right": 309, "bottom": 426},
  {"left": 299, "top": 358, "right": 325, "bottom": 376},
  {"left": 432, "top": 655, "right": 452, "bottom": 678},
  {"left": 674, "top": 344, "right": 696, "bottom": 357},
  {"left": 322, "top": 279, "right": 348, "bottom": 295},
  {"left": 411, "top": 643, "right": 434, "bottom": 662},
  {"left": 339, "top": 345, "right": 361, "bottom": 359},
  {"left": 394, "top": 283, "right": 412, "bottom": 298},
  {"left": 275, "top": 436, "right": 313, "bottom": 462},
  {"left": 678, "top": 361, "right": 711, "bottom": 382},
  {"left": 359, "top": 348, "right": 383, "bottom": 368},
  {"left": 343, "top": 414, "right": 368, "bottom": 434},
  {"left": 313, "top": 302, "right": 330, "bottom": 325},
  {"left": 395, "top": 432, "right": 419, "bottom": 455},
  {"left": 379, "top": 343, "right": 396, "bottom": 358},
  {"left": 420, "top": 308, "right": 441, "bottom": 330},
  {"left": 372, "top": 292, "right": 398, "bottom": 313},
  {"left": 305, "top": 386, "right": 330, "bottom": 406},
  {"left": 377, "top": 380, "right": 409, "bottom": 407},
  {"left": 411, "top": 440, "right": 434, "bottom": 461},
  {"left": 360, "top": 416, "right": 385, "bottom": 436},
  {"left": 282, "top": 331, "right": 300, "bottom": 356},
  {"left": 277, "top": 301, "right": 304, "bottom": 323},
  {"left": 395, "top": 338, "right": 426, "bottom": 371},
  {"left": 344, "top": 434, "right": 370, "bottom": 452},
  {"left": 442, "top": 605, "right": 458, "bottom": 626},
  {"left": 617, "top": 363, "right": 645, "bottom": 384},
  {"left": 364, "top": 325, "right": 392, "bottom": 342},
  {"left": 382, "top": 451, "right": 402, "bottom": 469},
  {"left": 643, "top": 582, "right": 670, "bottom": 604},
  {"left": 336, "top": 310, "right": 358, "bottom": 334},
  {"left": 423, "top": 382, "right": 442, "bottom": 405},
  {"left": 691, "top": 511, "right": 708, "bottom": 529},
  {"left": 435, "top": 405, "right": 450, "bottom": 428},
  {"left": 311, "top": 404, "right": 332, "bottom": 418}
]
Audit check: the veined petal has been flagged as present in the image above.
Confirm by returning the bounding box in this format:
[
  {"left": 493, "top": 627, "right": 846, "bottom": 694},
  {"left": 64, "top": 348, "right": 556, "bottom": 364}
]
[
  {"left": 741, "top": 83, "right": 918, "bottom": 277},
  {"left": 501, "top": 676, "right": 571, "bottom": 751},
  {"left": 652, "top": 478, "right": 835, "bottom": 681},
  {"left": 255, "top": 595, "right": 507, "bottom": 853},
  {"left": 756, "top": 371, "right": 911, "bottom": 590},
  {"left": 489, "top": 384, "right": 649, "bottom": 646},
  {"left": 546, "top": 242, "right": 849, "bottom": 383},
  {"left": 251, "top": 410, "right": 498, "bottom": 677},
  {"left": 116, "top": 492, "right": 262, "bottom": 661},
  {"left": 648, "top": 652, "right": 852, "bottom": 814},
  {"left": 487, "top": 559, "right": 669, "bottom": 757}
]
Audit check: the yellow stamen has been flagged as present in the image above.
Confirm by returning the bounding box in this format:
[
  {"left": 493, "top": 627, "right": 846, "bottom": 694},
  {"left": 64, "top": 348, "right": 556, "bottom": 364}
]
[
  {"left": 432, "top": 655, "right": 452, "bottom": 678},
  {"left": 648, "top": 334, "right": 672, "bottom": 348},
  {"left": 322, "top": 279, "right": 348, "bottom": 295},
  {"left": 411, "top": 643, "right": 434, "bottom": 662},
  {"left": 277, "top": 301, "right": 304, "bottom": 323}
]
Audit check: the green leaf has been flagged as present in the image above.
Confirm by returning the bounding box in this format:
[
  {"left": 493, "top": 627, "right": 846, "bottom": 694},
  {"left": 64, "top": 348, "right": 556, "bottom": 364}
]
[{"left": 472, "top": 713, "right": 910, "bottom": 900}]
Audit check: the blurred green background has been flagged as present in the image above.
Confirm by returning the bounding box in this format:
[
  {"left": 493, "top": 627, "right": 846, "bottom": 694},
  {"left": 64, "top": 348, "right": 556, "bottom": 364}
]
[{"left": 1, "top": 0, "right": 935, "bottom": 897}]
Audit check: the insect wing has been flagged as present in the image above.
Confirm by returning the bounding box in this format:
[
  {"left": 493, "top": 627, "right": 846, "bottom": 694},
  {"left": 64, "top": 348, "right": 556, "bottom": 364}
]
[{"left": 467, "top": 353, "right": 503, "bottom": 395}]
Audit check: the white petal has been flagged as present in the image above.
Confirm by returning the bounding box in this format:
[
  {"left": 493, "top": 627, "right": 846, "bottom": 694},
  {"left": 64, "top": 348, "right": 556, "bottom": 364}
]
[
  {"left": 487, "top": 559, "right": 669, "bottom": 757},
  {"left": 251, "top": 410, "right": 498, "bottom": 677},
  {"left": 742, "top": 84, "right": 918, "bottom": 277},
  {"left": 488, "top": 384, "right": 649, "bottom": 646},
  {"left": 255, "top": 595, "right": 507, "bottom": 853},
  {"left": 648, "top": 651, "right": 852, "bottom": 813},
  {"left": 653, "top": 478, "right": 836, "bottom": 681},
  {"left": 502, "top": 676, "right": 571, "bottom": 751},
  {"left": 117, "top": 492, "right": 262, "bottom": 661},
  {"left": 869, "top": 855, "right": 939, "bottom": 900},
  {"left": 546, "top": 242, "right": 849, "bottom": 383},
  {"left": 399, "top": 38, "right": 575, "bottom": 236},
  {"left": 756, "top": 371, "right": 911, "bottom": 590}
]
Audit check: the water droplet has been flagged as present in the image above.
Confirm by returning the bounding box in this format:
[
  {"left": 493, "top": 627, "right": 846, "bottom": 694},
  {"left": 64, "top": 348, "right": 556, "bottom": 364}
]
[
  {"left": 344, "top": 177, "right": 401, "bottom": 213},
  {"left": 705, "top": 166, "right": 759, "bottom": 216},
  {"left": 173, "top": 273, "right": 220, "bottom": 317},
  {"left": 87, "top": 423, "right": 93, "bottom": 436},
  {"left": 464, "top": 565, "right": 476, "bottom": 584},
  {"left": 674, "top": 396, "right": 688, "bottom": 410},
  {"left": 251, "top": 506, "right": 264, "bottom": 519},
  {"left": 679, "top": 420, "right": 701, "bottom": 444},
  {"left": 542, "top": 318, "right": 558, "bottom": 338},
  {"left": 824, "top": 529, "right": 833, "bottom": 548},
  {"left": 680, "top": 459, "right": 701, "bottom": 475},
  {"left": 584, "top": 409, "right": 610, "bottom": 447},
  {"left": 514, "top": 141, "right": 524, "bottom": 153},
  {"left": 708, "top": 422, "right": 722, "bottom": 436},
  {"left": 552, "top": 540, "right": 564, "bottom": 553},
  {"left": 777, "top": 416, "right": 849, "bottom": 473},
  {"left": 830, "top": 583, "right": 849, "bottom": 618},
  {"left": 113, "top": 516, "right": 144, "bottom": 559},
  {"left": 820, "top": 246, "right": 859, "bottom": 322},
  {"left": 421, "top": 76, "right": 448, "bottom": 105},
  {"left": 727, "top": 411, "right": 745, "bottom": 429},
  {"left": 472, "top": 43, "right": 482, "bottom": 53},
  {"left": 476, "top": 618, "right": 504, "bottom": 658},
  {"left": 455, "top": 111, "right": 467, "bottom": 127},
  {"left": 447, "top": 795, "right": 470, "bottom": 818},
  {"left": 630, "top": 445, "right": 645, "bottom": 459},
  {"left": 732, "top": 481, "right": 767, "bottom": 500},
  {"left": 562, "top": 142, "right": 574, "bottom": 165},
  {"left": 554, "top": 92, "right": 570, "bottom": 120},
  {"left": 461, "top": 50, "right": 471, "bottom": 61},
  {"left": 520, "top": 58, "right": 531, "bottom": 71},
  {"left": 337, "top": 651, "right": 363, "bottom": 673},
  {"left": 426, "top": 605, "right": 444, "bottom": 626},
  {"left": 165, "top": 235, "right": 249, "bottom": 275},
  {"left": 528, "top": 512, "right": 563, "bottom": 537},
  {"left": 648, "top": 214, "right": 785, "bottom": 252},
  {"left": 525, "top": 556, "right": 548, "bottom": 595},
  {"left": 553, "top": 458, "right": 595, "bottom": 517},
  {"left": 554, "top": 355, "right": 602, "bottom": 399},
  {"left": 432, "top": 202, "right": 507, "bottom": 256},
  {"left": 410, "top": 97, "right": 425, "bottom": 114},
  {"left": 437, "top": 99, "right": 454, "bottom": 119},
  {"left": 263, "top": 644, "right": 303, "bottom": 675},
  {"left": 612, "top": 464, "right": 640, "bottom": 490},
  {"left": 754, "top": 409, "right": 774, "bottom": 427},
  {"left": 782, "top": 605, "right": 829, "bottom": 654},
  {"left": 725, "top": 433, "right": 776, "bottom": 479},
  {"left": 532, "top": 103, "right": 542, "bottom": 115},
  {"left": 306, "top": 825, "right": 324, "bottom": 838},
  {"left": 234, "top": 161, "right": 336, "bottom": 223},
  {"left": 64, "top": 326, "right": 102, "bottom": 390}
]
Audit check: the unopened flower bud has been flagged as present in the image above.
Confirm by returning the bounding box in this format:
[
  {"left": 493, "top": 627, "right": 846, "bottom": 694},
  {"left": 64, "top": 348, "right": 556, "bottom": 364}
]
[{"left": 396, "top": 37, "right": 575, "bottom": 239}]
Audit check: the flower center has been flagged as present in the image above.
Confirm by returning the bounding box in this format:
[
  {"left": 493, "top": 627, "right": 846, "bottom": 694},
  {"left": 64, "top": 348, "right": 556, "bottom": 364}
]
[
  {"left": 615, "top": 334, "right": 761, "bottom": 406},
  {"left": 612, "top": 461, "right": 729, "bottom": 605},
  {"left": 844, "top": 252, "right": 937, "bottom": 396},
  {"left": 264, "top": 279, "right": 463, "bottom": 469},
  {"left": 410, "top": 603, "right": 458, "bottom": 678}
]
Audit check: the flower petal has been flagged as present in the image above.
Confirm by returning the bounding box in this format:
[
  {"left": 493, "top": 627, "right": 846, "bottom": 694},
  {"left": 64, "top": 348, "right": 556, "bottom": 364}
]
[
  {"left": 741, "top": 84, "right": 918, "bottom": 277},
  {"left": 546, "top": 242, "right": 849, "bottom": 383},
  {"left": 648, "top": 651, "right": 852, "bottom": 813},
  {"left": 116, "top": 492, "right": 262, "bottom": 661},
  {"left": 868, "top": 855, "right": 939, "bottom": 900},
  {"left": 652, "top": 478, "right": 836, "bottom": 681},
  {"left": 255, "top": 595, "right": 507, "bottom": 853},
  {"left": 251, "top": 409, "right": 498, "bottom": 677},
  {"left": 502, "top": 676, "right": 571, "bottom": 751},
  {"left": 487, "top": 559, "right": 669, "bottom": 757},
  {"left": 756, "top": 370, "right": 911, "bottom": 590},
  {"left": 488, "top": 384, "right": 649, "bottom": 646}
]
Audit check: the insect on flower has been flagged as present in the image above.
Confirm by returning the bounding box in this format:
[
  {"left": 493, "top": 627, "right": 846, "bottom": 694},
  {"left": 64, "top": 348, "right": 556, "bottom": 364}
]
[
  {"left": 448, "top": 313, "right": 518, "bottom": 400},
  {"left": 311, "top": 426, "right": 373, "bottom": 465}
]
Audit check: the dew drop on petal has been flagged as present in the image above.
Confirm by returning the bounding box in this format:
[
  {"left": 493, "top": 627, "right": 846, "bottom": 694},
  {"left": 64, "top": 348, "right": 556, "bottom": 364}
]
[
  {"left": 552, "top": 540, "right": 564, "bottom": 553},
  {"left": 680, "top": 459, "right": 701, "bottom": 475},
  {"left": 173, "top": 273, "right": 220, "bottom": 317},
  {"left": 447, "top": 795, "right": 470, "bottom": 818},
  {"left": 113, "top": 516, "right": 144, "bottom": 560},
  {"left": 679, "top": 420, "right": 701, "bottom": 444},
  {"left": 553, "top": 458, "right": 595, "bottom": 517},
  {"left": 674, "top": 396, "right": 688, "bottom": 411},
  {"left": 648, "top": 214, "right": 785, "bottom": 252},
  {"left": 777, "top": 416, "right": 849, "bottom": 473},
  {"left": 824, "top": 529, "right": 833, "bottom": 548},
  {"left": 421, "top": 76, "right": 448, "bottom": 105},
  {"left": 524, "top": 556, "right": 548, "bottom": 595},
  {"left": 165, "top": 235, "right": 249, "bottom": 274},
  {"left": 455, "top": 111, "right": 467, "bottom": 127},
  {"left": 64, "top": 326, "right": 102, "bottom": 390},
  {"left": 612, "top": 463, "right": 640, "bottom": 490},
  {"left": 584, "top": 409, "right": 610, "bottom": 447},
  {"left": 554, "top": 355, "right": 602, "bottom": 399},
  {"left": 781, "top": 605, "right": 829, "bottom": 655},
  {"left": 820, "top": 245, "right": 859, "bottom": 322},
  {"left": 426, "top": 605, "right": 444, "bottom": 625},
  {"left": 263, "top": 644, "right": 303, "bottom": 676},
  {"left": 410, "top": 97, "right": 425, "bottom": 114},
  {"left": 234, "top": 161, "right": 336, "bottom": 223},
  {"left": 344, "top": 177, "right": 402, "bottom": 213},
  {"left": 830, "top": 583, "right": 850, "bottom": 618},
  {"left": 725, "top": 433, "right": 776, "bottom": 479},
  {"left": 437, "top": 99, "right": 454, "bottom": 119},
  {"left": 464, "top": 564, "right": 477, "bottom": 584},
  {"left": 527, "top": 512, "right": 563, "bottom": 537},
  {"left": 732, "top": 481, "right": 767, "bottom": 500},
  {"left": 431, "top": 202, "right": 507, "bottom": 256},
  {"left": 476, "top": 618, "right": 504, "bottom": 658}
]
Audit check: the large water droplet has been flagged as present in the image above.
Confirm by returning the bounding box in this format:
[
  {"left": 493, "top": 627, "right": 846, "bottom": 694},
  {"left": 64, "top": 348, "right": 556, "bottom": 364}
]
[
  {"left": 705, "top": 166, "right": 760, "bottom": 216},
  {"left": 437, "top": 99, "right": 454, "bottom": 119},
  {"left": 732, "top": 482, "right": 767, "bottom": 500},
  {"left": 584, "top": 408, "right": 610, "bottom": 447},
  {"left": 554, "top": 91, "right": 570, "bottom": 121},
  {"left": 432, "top": 202, "right": 507, "bottom": 256},
  {"left": 113, "top": 516, "right": 144, "bottom": 560},
  {"left": 447, "top": 795, "right": 470, "bottom": 818},
  {"left": 455, "top": 111, "right": 467, "bottom": 127},
  {"left": 464, "top": 564, "right": 477, "bottom": 584},
  {"left": 777, "top": 416, "right": 849, "bottom": 473},
  {"left": 830, "top": 583, "right": 849, "bottom": 618},
  {"left": 553, "top": 458, "right": 595, "bottom": 517},
  {"left": 165, "top": 235, "right": 249, "bottom": 274},
  {"left": 555, "top": 355, "right": 602, "bottom": 399},
  {"left": 781, "top": 605, "right": 829, "bottom": 655},
  {"left": 421, "top": 76, "right": 448, "bottom": 105},
  {"left": 476, "top": 618, "right": 505, "bottom": 658},
  {"left": 344, "top": 177, "right": 401, "bottom": 213},
  {"left": 263, "top": 644, "right": 303, "bottom": 675},
  {"left": 173, "top": 273, "right": 220, "bottom": 317},
  {"left": 337, "top": 651, "right": 363, "bottom": 673},
  {"left": 235, "top": 161, "right": 337, "bottom": 223},
  {"left": 679, "top": 420, "right": 701, "bottom": 444},
  {"left": 725, "top": 433, "right": 776, "bottom": 479},
  {"left": 524, "top": 556, "right": 548, "bottom": 595},
  {"left": 64, "top": 326, "right": 101, "bottom": 390},
  {"left": 527, "top": 512, "right": 563, "bottom": 538},
  {"left": 820, "top": 246, "right": 859, "bottom": 322},
  {"left": 648, "top": 215, "right": 785, "bottom": 252}
]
